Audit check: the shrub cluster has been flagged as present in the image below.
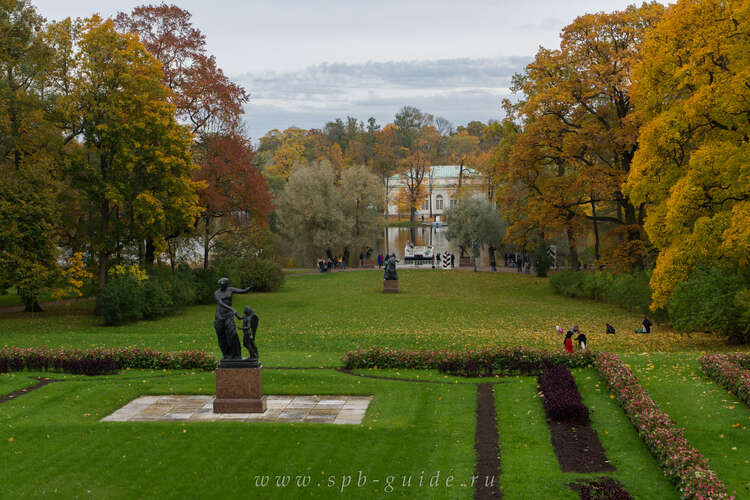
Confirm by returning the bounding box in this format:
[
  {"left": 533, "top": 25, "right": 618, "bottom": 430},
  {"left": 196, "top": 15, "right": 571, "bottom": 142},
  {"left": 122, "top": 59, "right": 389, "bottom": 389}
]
[
  {"left": 342, "top": 346, "right": 594, "bottom": 375},
  {"left": 537, "top": 365, "right": 590, "bottom": 425},
  {"left": 550, "top": 270, "right": 653, "bottom": 313},
  {"left": 593, "top": 352, "right": 731, "bottom": 499},
  {"left": 0, "top": 346, "right": 216, "bottom": 375},
  {"left": 568, "top": 477, "right": 632, "bottom": 500},
  {"left": 700, "top": 354, "right": 750, "bottom": 409},
  {"left": 97, "top": 258, "right": 283, "bottom": 326},
  {"left": 668, "top": 266, "right": 750, "bottom": 343}
]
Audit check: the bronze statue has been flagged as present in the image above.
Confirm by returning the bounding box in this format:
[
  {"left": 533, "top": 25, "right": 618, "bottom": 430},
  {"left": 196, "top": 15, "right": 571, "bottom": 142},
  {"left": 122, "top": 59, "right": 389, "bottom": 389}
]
[
  {"left": 214, "top": 278, "right": 254, "bottom": 363},
  {"left": 240, "top": 305, "right": 259, "bottom": 360},
  {"left": 383, "top": 254, "right": 399, "bottom": 280}
]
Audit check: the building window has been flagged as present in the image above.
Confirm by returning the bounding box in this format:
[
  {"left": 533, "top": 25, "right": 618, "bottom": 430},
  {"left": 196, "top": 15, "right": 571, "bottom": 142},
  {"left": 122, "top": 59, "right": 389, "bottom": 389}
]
[
  {"left": 421, "top": 198, "right": 429, "bottom": 210},
  {"left": 450, "top": 199, "right": 458, "bottom": 209},
  {"left": 435, "top": 195, "right": 444, "bottom": 210}
]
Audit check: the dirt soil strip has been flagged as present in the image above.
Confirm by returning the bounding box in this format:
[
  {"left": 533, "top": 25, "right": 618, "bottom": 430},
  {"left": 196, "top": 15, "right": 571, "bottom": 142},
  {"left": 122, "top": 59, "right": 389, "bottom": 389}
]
[
  {"left": 474, "top": 383, "right": 502, "bottom": 500},
  {"left": 0, "top": 378, "right": 59, "bottom": 404},
  {"left": 548, "top": 421, "right": 614, "bottom": 473},
  {"left": 568, "top": 477, "right": 632, "bottom": 499}
]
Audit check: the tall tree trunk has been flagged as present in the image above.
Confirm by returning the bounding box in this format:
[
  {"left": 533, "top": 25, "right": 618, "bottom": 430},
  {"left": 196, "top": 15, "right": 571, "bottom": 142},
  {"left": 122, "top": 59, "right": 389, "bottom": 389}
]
[
  {"left": 566, "top": 226, "right": 580, "bottom": 271},
  {"left": 590, "top": 197, "right": 600, "bottom": 262},
  {"left": 203, "top": 217, "right": 210, "bottom": 270},
  {"left": 98, "top": 197, "right": 110, "bottom": 288},
  {"left": 97, "top": 252, "right": 109, "bottom": 289}
]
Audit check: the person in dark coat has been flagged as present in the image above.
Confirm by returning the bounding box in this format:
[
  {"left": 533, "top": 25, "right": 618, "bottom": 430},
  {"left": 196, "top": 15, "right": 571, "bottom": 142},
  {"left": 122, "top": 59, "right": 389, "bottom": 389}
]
[
  {"left": 636, "top": 315, "right": 652, "bottom": 333},
  {"left": 574, "top": 332, "right": 587, "bottom": 350}
]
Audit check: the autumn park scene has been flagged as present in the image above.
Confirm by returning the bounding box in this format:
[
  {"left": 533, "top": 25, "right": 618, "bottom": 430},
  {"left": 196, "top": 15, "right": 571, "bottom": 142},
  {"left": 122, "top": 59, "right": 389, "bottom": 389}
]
[{"left": 1, "top": 0, "right": 749, "bottom": 498}]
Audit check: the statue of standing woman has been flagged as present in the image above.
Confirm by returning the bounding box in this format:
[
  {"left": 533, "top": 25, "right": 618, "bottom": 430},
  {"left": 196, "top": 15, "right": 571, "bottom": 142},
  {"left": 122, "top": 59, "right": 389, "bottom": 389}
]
[{"left": 214, "top": 277, "right": 254, "bottom": 363}]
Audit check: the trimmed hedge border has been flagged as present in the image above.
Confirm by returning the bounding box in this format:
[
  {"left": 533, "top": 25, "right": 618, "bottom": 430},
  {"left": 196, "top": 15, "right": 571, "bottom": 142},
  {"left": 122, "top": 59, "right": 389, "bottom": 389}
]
[
  {"left": 342, "top": 346, "right": 594, "bottom": 375},
  {"left": 0, "top": 346, "right": 217, "bottom": 375},
  {"left": 594, "top": 352, "right": 731, "bottom": 500},
  {"left": 700, "top": 354, "right": 750, "bottom": 409}
]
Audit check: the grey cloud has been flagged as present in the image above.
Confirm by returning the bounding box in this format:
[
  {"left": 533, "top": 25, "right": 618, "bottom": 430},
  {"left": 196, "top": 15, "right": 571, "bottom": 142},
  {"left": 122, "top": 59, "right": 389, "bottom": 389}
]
[{"left": 235, "top": 56, "right": 530, "bottom": 140}]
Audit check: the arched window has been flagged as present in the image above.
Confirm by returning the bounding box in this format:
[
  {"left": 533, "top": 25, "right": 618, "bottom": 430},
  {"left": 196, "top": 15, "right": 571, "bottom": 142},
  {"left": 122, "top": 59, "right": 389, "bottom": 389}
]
[
  {"left": 421, "top": 198, "right": 429, "bottom": 210},
  {"left": 435, "top": 194, "right": 444, "bottom": 210},
  {"left": 450, "top": 198, "right": 458, "bottom": 209}
]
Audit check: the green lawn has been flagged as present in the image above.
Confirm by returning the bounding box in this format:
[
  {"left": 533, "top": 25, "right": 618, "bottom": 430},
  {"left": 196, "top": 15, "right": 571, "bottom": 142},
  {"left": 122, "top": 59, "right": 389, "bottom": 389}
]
[{"left": 1, "top": 270, "right": 749, "bottom": 499}]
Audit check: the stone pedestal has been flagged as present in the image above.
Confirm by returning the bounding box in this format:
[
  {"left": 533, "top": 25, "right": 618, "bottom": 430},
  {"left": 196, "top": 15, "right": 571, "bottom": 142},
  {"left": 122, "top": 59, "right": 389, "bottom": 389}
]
[
  {"left": 213, "top": 366, "right": 267, "bottom": 413},
  {"left": 383, "top": 279, "right": 399, "bottom": 293}
]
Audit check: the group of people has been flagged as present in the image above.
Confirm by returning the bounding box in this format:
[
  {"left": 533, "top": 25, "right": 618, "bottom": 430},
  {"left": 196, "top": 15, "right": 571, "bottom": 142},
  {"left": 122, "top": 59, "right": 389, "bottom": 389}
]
[
  {"left": 560, "top": 315, "right": 654, "bottom": 353},
  {"left": 505, "top": 253, "right": 531, "bottom": 273},
  {"left": 317, "top": 256, "right": 347, "bottom": 273},
  {"left": 562, "top": 325, "right": 587, "bottom": 352}
]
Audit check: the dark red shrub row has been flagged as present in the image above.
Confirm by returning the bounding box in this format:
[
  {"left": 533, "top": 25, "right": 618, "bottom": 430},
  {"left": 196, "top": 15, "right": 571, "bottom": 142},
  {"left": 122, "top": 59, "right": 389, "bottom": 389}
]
[
  {"left": 342, "top": 346, "right": 594, "bottom": 375},
  {"left": 0, "top": 346, "right": 217, "bottom": 376},
  {"left": 568, "top": 477, "right": 632, "bottom": 500},
  {"left": 538, "top": 365, "right": 590, "bottom": 425}
]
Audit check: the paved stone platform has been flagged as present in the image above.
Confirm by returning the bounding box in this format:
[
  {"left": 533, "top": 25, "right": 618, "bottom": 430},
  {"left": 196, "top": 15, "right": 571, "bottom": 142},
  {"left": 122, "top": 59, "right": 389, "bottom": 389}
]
[{"left": 101, "top": 395, "right": 372, "bottom": 424}]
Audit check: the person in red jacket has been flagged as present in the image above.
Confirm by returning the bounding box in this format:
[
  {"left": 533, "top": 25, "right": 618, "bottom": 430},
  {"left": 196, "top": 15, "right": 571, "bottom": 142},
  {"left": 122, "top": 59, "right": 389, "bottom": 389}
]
[{"left": 564, "top": 331, "right": 574, "bottom": 353}]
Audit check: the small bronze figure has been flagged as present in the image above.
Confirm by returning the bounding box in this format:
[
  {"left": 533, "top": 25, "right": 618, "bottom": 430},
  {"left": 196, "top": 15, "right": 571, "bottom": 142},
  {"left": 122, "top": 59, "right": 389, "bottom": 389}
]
[{"left": 240, "top": 305, "right": 259, "bottom": 360}]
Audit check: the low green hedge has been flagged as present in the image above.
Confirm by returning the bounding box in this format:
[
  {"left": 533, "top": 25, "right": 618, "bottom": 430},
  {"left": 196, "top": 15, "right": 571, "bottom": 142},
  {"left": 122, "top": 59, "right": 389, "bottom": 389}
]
[{"left": 549, "top": 270, "right": 653, "bottom": 313}]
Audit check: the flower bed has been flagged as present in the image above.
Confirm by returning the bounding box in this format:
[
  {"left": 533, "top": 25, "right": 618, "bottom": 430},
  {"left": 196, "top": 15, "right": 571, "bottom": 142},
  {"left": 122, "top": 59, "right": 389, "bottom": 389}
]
[
  {"left": 0, "top": 346, "right": 217, "bottom": 375},
  {"left": 724, "top": 353, "right": 750, "bottom": 371},
  {"left": 700, "top": 354, "right": 750, "bottom": 408},
  {"left": 538, "top": 365, "right": 590, "bottom": 425},
  {"left": 342, "top": 346, "right": 594, "bottom": 376},
  {"left": 593, "top": 352, "right": 732, "bottom": 499}
]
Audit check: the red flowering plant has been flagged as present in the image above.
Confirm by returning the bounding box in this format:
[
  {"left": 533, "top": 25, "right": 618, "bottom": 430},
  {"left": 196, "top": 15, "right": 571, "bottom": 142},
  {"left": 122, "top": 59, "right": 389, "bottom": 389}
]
[
  {"left": 700, "top": 354, "right": 750, "bottom": 409},
  {"left": 594, "top": 352, "right": 732, "bottom": 499}
]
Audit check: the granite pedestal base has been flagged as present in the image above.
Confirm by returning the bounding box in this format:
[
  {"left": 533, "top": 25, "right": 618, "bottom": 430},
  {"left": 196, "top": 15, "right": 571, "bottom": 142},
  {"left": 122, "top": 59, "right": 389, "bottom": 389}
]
[
  {"left": 383, "top": 279, "right": 399, "bottom": 293},
  {"left": 214, "top": 366, "right": 267, "bottom": 413}
]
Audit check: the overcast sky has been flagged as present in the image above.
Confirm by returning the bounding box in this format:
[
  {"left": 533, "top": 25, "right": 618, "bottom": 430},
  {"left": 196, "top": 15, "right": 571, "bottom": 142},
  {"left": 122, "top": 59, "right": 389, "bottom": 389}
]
[{"left": 33, "top": 0, "right": 657, "bottom": 140}]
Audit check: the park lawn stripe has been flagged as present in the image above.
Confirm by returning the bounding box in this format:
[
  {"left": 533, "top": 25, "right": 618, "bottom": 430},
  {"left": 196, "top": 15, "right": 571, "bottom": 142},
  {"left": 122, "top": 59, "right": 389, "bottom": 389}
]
[
  {"left": 623, "top": 353, "right": 750, "bottom": 499},
  {"left": 493, "top": 376, "right": 578, "bottom": 500},
  {"left": 1, "top": 369, "right": 476, "bottom": 499},
  {"left": 474, "top": 383, "right": 502, "bottom": 499}
]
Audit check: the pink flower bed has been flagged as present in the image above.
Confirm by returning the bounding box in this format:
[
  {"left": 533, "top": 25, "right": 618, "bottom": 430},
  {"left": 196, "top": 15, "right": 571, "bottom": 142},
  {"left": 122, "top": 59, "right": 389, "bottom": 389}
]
[
  {"left": 700, "top": 354, "right": 750, "bottom": 408},
  {"left": 593, "top": 352, "right": 732, "bottom": 500}
]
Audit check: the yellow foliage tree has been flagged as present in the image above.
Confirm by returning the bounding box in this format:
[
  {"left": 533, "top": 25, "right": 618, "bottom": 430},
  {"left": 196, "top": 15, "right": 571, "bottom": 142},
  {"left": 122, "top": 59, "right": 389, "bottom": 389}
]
[{"left": 627, "top": 0, "right": 750, "bottom": 308}]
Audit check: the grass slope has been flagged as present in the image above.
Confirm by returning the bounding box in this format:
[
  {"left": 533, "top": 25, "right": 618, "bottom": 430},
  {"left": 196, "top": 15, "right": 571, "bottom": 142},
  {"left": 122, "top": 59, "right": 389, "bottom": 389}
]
[{"left": 1, "top": 271, "right": 739, "bottom": 368}]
